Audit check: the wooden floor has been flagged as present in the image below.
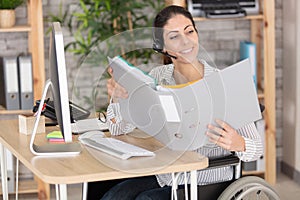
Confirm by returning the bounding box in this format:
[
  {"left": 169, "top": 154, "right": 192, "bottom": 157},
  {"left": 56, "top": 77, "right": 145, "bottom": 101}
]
[{"left": 1, "top": 172, "right": 299, "bottom": 200}]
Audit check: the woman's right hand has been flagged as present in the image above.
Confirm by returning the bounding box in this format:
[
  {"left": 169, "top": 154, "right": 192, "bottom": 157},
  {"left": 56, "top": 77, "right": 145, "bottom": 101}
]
[{"left": 107, "top": 67, "right": 128, "bottom": 101}]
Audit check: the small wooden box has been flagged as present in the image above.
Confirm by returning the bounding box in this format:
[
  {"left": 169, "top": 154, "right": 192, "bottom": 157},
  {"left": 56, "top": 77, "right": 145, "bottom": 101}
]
[{"left": 18, "top": 114, "right": 45, "bottom": 135}]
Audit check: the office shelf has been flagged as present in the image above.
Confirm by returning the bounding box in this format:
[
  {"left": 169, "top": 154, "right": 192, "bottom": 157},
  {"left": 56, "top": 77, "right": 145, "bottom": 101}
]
[
  {"left": 0, "top": 25, "right": 31, "bottom": 32},
  {"left": 166, "top": 0, "right": 276, "bottom": 184},
  {"left": 0, "top": 106, "right": 32, "bottom": 115},
  {"left": 0, "top": 179, "right": 38, "bottom": 195},
  {"left": 0, "top": 0, "right": 46, "bottom": 197},
  {"left": 193, "top": 14, "right": 264, "bottom": 22},
  {"left": 0, "top": 0, "right": 45, "bottom": 107},
  {"left": 257, "top": 89, "right": 264, "bottom": 100}
]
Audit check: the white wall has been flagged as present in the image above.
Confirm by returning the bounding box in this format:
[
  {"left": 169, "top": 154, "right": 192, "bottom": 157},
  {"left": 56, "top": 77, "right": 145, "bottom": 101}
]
[{"left": 283, "top": 0, "right": 300, "bottom": 172}]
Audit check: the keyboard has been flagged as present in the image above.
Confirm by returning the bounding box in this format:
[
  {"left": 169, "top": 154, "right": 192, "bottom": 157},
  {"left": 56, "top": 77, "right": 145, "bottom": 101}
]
[
  {"left": 79, "top": 137, "right": 155, "bottom": 160},
  {"left": 33, "top": 99, "right": 90, "bottom": 122},
  {"left": 69, "top": 102, "right": 91, "bottom": 120}
]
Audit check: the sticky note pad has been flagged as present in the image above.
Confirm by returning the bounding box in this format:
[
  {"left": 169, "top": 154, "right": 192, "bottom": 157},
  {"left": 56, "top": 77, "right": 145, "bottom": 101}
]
[
  {"left": 48, "top": 138, "right": 65, "bottom": 143},
  {"left": 47, "top": 131, "right": 63, "bottom": 139}
]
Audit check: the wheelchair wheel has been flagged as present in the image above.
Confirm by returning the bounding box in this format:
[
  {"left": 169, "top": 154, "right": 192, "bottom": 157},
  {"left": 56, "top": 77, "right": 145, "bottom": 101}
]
[{"left": 217, "top": 176, "right": 280, "bottom": 200}]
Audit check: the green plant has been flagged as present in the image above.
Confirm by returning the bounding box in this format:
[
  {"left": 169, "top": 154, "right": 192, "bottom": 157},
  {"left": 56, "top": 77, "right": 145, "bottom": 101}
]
[
  {"left": 0, "top": 0, "right": 24, "bottom": 9},
  {"left": 47, "top": 0, "right": 164, "bottom": 64},
  {"left": 47, "top": 0, "right": 164, "bottom": 111}
]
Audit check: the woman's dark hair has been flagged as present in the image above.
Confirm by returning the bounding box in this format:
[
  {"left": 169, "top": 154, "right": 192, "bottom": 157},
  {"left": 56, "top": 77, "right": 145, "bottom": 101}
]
[{"left": 153, "top": 5, "right": 197, "bottom": 64}]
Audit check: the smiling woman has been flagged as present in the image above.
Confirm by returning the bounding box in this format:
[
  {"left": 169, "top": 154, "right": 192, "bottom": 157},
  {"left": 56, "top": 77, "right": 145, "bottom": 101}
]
[
  {"left": 163, "top": 16, "right": 199, "bottom": 62},
  {"left": 152, "top": 6, "right": 204, "bottom": 85},
  {"left": 101, "top": 5, "right": 263, "bottom": 200},
  {"left": 163, "top": 15, "right": 204, "bottom": 84}
]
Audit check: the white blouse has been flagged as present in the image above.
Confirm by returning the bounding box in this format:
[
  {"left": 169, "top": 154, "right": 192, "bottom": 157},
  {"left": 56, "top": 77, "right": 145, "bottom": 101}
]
[{"left": 106, "top": 60, "right": 263, "bottom": 187}]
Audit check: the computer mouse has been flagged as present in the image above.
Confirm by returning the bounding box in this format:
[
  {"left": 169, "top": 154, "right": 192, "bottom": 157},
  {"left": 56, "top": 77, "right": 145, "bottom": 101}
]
[{"left": 78, "top": 130, "right": 105, "bottom": 141}]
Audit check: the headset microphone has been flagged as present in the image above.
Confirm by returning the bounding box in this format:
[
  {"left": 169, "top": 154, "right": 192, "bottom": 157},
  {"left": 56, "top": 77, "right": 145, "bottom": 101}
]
[
  {"left": 153, "top": 46, "right": 177, "bottom": 59},
  {"left": 153, "top": 35, "right": 177, "bottom": 59},
  {"left": 159, "top": 50, "right": 177, "bottom": 59}
]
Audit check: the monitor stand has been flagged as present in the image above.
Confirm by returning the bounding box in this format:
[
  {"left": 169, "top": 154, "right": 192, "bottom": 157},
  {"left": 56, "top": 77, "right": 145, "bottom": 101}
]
[{"left": 29, "top": 79, "right": 82, "bottom": 156}]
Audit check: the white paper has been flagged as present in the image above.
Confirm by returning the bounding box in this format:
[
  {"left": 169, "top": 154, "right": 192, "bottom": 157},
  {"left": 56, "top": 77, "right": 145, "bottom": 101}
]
[
  {"left": 158, "top": 95, "right": 180, "bottom": 122},
  {"left": 71, "top": 118, "right": 108, "bottom": 134}
]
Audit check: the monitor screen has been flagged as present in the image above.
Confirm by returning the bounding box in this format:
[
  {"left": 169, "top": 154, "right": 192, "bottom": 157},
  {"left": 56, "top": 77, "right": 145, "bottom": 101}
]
[
  {"left": 29, "top": 22, "right": 81, "bottom": 156},
  {"left": 49, "top": 22, "right": 72, "bottom": 142}
]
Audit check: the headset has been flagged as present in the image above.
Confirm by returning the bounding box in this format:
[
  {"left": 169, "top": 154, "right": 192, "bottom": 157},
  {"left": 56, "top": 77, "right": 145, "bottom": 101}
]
[{"left": 152, "top": 27, "right": 177, "bottom": 59}]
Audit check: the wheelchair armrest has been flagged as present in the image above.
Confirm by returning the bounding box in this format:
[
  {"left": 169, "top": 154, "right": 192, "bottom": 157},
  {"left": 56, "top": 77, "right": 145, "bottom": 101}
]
[{"left": 208, "top": 154, "right": 240, "bottom": 169}]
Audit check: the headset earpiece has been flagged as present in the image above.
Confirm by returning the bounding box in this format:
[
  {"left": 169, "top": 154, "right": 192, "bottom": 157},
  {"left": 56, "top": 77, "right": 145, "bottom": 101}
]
[
  {"left": 152, "top": 28, "right": 177, "bottom": 59},
  {"left": 153, "top": 38, "right": 163, "bottom": 52}
]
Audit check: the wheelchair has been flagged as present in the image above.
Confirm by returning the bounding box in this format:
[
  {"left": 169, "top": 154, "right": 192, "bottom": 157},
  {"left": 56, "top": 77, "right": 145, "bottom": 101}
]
[
  {"left": 175, "top": 154, "right": 280, "bottom": 200},
  {"left": 174, "top": 104, "right": 280, "bottom": 200}
]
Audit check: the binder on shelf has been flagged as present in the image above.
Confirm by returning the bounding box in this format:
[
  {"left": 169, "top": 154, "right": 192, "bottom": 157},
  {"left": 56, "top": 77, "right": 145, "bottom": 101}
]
[
  {"left": 18, "top": 54, "right": 34, "bottom": 110},
  {"left": 240, "top": 41, "right": 257, "bottom": 88},
  {"left": 0, "top": 56, "right": 20, "bottom": 110},
  {"left": 4, "top": 149, "right": 15, "bottom": 193},
  {"left": 0, "top": 149, "right": 15, "bottom": 193}
]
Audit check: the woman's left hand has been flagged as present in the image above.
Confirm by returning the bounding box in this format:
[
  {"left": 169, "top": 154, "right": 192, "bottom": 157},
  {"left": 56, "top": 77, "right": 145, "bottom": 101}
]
[{"left": 206, "top": 119, "right": 245, "bottom": 152}]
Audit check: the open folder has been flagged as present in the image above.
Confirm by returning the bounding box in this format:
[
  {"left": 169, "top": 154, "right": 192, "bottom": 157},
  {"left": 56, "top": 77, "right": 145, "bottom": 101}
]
[{"left": 109, "top": 57, "right": 262, "bottom": 151}]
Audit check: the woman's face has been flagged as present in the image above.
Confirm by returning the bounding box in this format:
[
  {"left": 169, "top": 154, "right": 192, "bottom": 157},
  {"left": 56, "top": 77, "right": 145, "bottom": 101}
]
[{"left": 163, "top": 14, "right": 199, "bottom": 63}]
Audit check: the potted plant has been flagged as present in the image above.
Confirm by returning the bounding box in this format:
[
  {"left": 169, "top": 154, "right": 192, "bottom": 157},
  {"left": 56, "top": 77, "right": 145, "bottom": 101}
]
[{"left": 0, "top": 0, "right": 24, "bottom": 28}]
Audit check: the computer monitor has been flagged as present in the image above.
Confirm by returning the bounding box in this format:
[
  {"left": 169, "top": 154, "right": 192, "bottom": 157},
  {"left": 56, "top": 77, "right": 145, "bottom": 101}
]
[
  {"left": 49, "top": 22, "right": 72, "bottom": 142},
  {"left": 29, "top": 22, "right": 81, "bottom": 156}
]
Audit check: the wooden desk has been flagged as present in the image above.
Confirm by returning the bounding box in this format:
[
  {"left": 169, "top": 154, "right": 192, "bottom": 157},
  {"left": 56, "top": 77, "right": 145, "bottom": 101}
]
[{"left": 0, "top": 119, "right": 208, "bottom": 199}]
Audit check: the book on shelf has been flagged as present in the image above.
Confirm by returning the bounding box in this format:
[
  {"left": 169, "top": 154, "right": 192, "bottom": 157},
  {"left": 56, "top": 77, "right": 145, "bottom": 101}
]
[{"left": 240, "top": 41, "right": 257, "bottom": 88}]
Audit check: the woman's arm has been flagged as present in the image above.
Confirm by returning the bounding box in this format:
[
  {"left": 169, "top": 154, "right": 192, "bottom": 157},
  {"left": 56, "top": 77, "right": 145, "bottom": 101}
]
[
  {"left": 235, "top": 122, "right": 263, "bottom": 162},
  {"left": 106, "top": 101, "right": 135, "bottom": 136},
  {"left": 106, "top": 65, "right": 171, "bottom": 136},
  {"left": 206, "top": 120, "right": 263, "bottom": 162},
  {"left": 107, "top": 67, "right": 128, "bottom": 100},
  {"left": 106, "top": 67, "right": 135, "bottom": 135}
]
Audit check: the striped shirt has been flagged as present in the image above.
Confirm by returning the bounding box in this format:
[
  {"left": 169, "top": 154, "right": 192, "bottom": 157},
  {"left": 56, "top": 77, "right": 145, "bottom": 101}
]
[{"left": 106, "top": 60, "right": 263, "bottom": 187}]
